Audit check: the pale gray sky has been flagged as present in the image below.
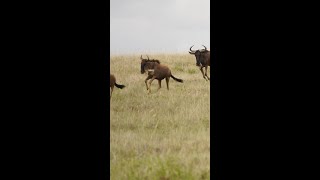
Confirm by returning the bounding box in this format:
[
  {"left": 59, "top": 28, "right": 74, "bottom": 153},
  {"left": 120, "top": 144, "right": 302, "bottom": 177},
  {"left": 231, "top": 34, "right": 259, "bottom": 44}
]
[{"left": 110, "top": 0, "right": 210, "bottom": 54}]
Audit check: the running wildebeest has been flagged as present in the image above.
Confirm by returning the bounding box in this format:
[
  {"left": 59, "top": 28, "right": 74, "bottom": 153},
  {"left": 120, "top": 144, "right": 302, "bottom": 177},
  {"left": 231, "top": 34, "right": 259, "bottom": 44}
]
[
  {"left": 140, "top": 55, "right": 183, "bottom": 94},
  {"left": 110, "top": 74, "right": 125, "bottom": 99},
  {"left": 189, "top": 45, "right": 211, "bottom": 81}
]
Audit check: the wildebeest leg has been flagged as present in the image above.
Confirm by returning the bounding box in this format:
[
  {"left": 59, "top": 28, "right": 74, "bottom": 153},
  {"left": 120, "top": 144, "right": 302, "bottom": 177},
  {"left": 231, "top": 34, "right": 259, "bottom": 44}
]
[
  {"left": 165, "top": 77, "right": 170, "bottom": 90},
  {"left": 145, "top": 75, "right": 152, "bottom": 90},
  {"left": 148, "top": 76, "right": 156, "bottom": 94},
  {"left": 200, "top": 67, "right": 207, "bottom": 81},
  {"left": 110, "top": 87, "right": 114, "bottom": 99},
  {"left": 157, "top": 80, "right": 161, "bottom": 91},
  {"left": 205, "top": 66, "right": 210, "bottom": 80}
]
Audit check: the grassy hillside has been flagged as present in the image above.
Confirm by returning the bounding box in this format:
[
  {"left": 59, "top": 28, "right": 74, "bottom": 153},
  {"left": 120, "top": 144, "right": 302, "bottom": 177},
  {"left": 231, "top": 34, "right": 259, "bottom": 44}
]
[{"left": 110, "top": 53, "right": 210, "bottom": 180}]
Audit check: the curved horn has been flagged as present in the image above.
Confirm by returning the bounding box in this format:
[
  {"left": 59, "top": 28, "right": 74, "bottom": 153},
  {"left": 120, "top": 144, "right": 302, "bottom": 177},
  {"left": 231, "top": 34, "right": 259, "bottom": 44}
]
[
  {"left": 140, "top": 55, "right": 143, "bottom": 60},
  {"left": 202, "top": 45, "right": 207, "bottom": 51},
  {"left": 189, "top": 45, "right": 195, "bottom": 52},
  {"left": 146, "top": 55, "right": 150, "bottom": 60}
]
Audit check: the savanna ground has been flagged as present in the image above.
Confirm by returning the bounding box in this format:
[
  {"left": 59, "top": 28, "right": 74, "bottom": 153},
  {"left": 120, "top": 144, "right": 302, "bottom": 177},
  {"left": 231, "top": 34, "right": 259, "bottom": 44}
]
[{"left": 110, "top": 53, "right": 210, "bottom": 180}]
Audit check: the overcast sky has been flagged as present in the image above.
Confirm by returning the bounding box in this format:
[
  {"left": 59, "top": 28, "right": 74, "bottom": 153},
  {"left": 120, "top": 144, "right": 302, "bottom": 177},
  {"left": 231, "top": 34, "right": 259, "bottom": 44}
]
[{"left": 110, "top": 0, "right": 210, "bottom": 54}]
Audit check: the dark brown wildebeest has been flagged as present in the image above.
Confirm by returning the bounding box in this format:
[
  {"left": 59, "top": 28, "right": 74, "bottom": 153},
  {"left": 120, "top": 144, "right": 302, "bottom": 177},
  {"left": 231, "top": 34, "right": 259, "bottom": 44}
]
[
  {"left": 110, "top": 74, "right": 125, "bottom": 99},
  {"left": 140, "top": 55, "right": 183, "bottom": 94},
  {"left": 189, "top": 45, "right": 211, "bottom": 81}
]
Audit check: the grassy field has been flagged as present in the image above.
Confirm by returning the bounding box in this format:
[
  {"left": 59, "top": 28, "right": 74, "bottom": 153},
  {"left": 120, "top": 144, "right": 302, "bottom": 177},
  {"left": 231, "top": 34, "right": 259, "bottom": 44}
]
[{"left": 110, "top": 53, "right": 210, "bottom": 180}]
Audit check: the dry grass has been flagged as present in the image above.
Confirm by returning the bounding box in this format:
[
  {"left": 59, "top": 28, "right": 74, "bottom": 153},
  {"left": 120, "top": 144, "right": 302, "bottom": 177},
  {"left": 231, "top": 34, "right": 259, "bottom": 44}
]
[{"left": 110, "top": 53, "right": 210, "bottom": 180}]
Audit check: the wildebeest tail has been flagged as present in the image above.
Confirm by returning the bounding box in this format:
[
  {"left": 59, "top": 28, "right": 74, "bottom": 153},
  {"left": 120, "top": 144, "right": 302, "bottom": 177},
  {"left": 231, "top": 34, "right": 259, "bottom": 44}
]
[
  {"left": 115, "top": 83, "right": 125, "bottom": 89},
  {"left": 171, "top": 75, "right": 183, "bottom": 83}
]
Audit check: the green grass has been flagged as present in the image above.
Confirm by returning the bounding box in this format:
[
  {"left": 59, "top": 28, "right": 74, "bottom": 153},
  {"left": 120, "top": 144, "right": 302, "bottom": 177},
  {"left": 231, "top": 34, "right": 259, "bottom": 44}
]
[{"left": 110, "top": 53, "right": 210, "bottom": 180}]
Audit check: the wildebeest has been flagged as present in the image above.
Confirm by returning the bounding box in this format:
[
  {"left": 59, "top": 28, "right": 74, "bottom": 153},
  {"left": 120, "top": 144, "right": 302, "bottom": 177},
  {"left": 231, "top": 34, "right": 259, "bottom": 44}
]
[
  {"left": 189, "top": 45, "right": 210, "bottom": 81},
  {"left": 140, "top": 55, "right": 183, "bottom": 94},
  {"left": 110, "top": 74, "right": 125, "bottom": 99}
]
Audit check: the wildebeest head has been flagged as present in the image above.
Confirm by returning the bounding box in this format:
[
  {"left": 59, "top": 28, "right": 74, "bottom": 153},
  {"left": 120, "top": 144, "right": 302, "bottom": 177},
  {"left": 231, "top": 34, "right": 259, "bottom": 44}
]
[
  {"left": 140, "top": 55, "right": 153, "bottom": 74},
  {"left": 140, "top": 55, "right": 161, "bottom": 74},
  {"left": 140, "top": 55, "right": 148, "bottom": 74},
  {"left": 189, "top": 45, "right": 209, "bottom": 66}
]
